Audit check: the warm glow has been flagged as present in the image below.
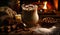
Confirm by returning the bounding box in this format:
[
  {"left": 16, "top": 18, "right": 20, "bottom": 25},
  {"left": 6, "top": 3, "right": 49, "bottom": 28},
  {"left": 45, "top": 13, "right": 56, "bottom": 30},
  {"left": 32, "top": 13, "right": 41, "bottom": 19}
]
[
  {"left": 15, "top": 14, "right": 21, "bottom": 20},
  {"left": 53, "top": 0, "right": 58, "bottom": 10},
  {"left": 43, "top": 1, "right": 47, "bottom": 9},
  {"left": 17, "top": 0, "right": 20, "bottom": 7}
]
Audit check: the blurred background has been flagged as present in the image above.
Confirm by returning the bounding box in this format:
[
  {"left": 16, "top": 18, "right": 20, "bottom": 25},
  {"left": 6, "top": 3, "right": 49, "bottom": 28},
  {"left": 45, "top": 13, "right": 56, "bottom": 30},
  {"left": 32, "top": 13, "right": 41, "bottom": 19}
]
[
  {"left": 0, "top": 0, "right": 58, "bottom": 13},
  {"left": 0, "top": 0, "right": 60, "bottom": 35}
]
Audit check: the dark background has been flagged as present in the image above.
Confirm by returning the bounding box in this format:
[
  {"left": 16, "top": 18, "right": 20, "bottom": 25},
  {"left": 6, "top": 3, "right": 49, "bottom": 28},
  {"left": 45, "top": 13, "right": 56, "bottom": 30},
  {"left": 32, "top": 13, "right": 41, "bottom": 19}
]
[{"left": 0, "top": 0, "right": 9, "bottom": 6}]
